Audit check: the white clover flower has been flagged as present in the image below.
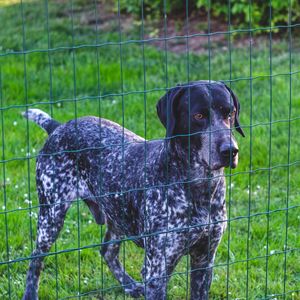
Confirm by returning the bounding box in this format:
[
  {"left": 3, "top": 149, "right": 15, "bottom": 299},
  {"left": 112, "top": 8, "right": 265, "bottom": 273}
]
[
  {"left": 13, "top": 121, "right": 17, "bottom": 126},
  {"left": 29, "top": 212, "right": 37, "bottom": 218}
]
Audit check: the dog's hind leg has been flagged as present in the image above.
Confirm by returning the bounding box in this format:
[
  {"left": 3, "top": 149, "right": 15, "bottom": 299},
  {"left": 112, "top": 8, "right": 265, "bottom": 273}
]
[
  {"left": 100, "top": 227, "right": 144, "bottom": 298},
  {"left": 84, "top": 198, "right": 105, "bottom": 225},
  {"left": 23, "top": 158, "right": 81, "bottom": 300},
  {"left": 22, "top": 201, "right": 72, "bottom": 300}
]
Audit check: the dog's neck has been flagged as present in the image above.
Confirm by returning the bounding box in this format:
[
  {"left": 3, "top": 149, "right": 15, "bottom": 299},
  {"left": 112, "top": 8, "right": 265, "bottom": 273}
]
[
  {"left": 161, "top": 139, "right": 224, "bottom": 184},
  {"left": 159, "top": 139, "right": 225, "bottom": 208}
]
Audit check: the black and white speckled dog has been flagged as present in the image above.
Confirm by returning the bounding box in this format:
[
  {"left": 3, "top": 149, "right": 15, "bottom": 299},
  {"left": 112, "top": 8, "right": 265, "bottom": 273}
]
[{"left": 22, "top": 81, "right": 244, "bottom": 300}]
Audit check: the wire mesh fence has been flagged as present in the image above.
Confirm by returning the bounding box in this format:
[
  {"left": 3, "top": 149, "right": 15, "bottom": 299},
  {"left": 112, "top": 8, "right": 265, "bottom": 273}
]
[{"left": 0, "top": 0, "right": 299, "bottom": 299}]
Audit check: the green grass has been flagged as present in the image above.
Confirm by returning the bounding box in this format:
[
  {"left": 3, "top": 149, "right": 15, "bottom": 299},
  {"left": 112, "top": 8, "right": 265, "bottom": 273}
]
[{"left": 0, "top": 1, "right": 299, "bottom": 299}]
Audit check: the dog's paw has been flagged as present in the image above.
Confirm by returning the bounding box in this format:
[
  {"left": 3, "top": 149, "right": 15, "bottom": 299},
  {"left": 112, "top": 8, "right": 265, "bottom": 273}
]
[{"left": 124, "top": 283, "right": 144, "bottom": 298}]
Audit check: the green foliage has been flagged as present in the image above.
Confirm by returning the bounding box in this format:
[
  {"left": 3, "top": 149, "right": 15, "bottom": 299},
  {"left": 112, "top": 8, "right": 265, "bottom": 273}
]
[
  {"left": 120, "top": 0, "right": 300, "bottom": 28},
  {"left": 197, "top": 0, "right": 300, "bottom": 27},
  {"left": 119, "top": 0, "right": 189, "bottom": 18}
]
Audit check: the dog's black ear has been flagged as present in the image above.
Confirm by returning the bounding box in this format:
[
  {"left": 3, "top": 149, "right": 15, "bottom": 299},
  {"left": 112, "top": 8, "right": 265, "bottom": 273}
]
[
  {"left": 156, "top": 86, "right": 186, "bottom": 138},
  {"left": 223, "top": 83, "right": 245, "bottom": 137}
]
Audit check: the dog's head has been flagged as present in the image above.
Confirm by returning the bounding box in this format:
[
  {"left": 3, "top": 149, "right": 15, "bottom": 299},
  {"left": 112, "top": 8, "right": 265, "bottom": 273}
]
[{"left": 156, "top": 81, "right": 245, "bottom": 170}]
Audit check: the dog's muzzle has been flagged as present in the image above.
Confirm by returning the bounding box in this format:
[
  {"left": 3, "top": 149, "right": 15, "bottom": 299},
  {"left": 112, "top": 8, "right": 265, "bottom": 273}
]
[{"left": 220, "top": 143, "right": 239, "bottom": 168}]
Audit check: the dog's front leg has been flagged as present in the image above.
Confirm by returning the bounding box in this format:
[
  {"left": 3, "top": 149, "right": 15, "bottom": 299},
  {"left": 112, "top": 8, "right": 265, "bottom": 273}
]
[
  {"left": 142, "top": 232, "right": 185, "bottom": 300},
  {"left": 190, "top": 254, "right": 214, "bottom": 300},
  {"left": 143, "top": 251, "right": 167, "bottom": 300},
  {"left": 189, "top": 237, "right": 221, "bottom": 300}
]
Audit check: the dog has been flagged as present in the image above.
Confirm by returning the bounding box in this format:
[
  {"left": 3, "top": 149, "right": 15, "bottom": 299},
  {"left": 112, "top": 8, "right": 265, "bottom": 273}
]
[{"left": 22, "top": 81, "right": 244, "bottom": 300}]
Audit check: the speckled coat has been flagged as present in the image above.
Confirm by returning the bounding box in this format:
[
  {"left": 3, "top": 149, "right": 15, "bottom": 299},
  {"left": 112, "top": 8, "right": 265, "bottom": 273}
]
[{"left": 22, "top": 81, "right": 244, "bottom": 300}]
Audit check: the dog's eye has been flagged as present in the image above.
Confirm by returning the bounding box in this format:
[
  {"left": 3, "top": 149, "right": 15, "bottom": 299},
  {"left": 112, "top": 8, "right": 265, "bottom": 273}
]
[{"left": 194, "top": 113, "right": 204, "bottom": 121}]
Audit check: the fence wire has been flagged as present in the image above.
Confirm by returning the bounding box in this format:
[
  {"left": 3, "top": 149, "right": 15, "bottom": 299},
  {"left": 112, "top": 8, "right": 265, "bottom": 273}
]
[{"left": 0, "top": 0, "right": 299, "bottom": 299}]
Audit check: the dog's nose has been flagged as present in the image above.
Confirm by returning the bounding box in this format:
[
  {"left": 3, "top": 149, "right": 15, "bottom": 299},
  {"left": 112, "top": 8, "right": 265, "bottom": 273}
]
[{"left": 220, "top": 144, "right": 238, "bottom": 160}]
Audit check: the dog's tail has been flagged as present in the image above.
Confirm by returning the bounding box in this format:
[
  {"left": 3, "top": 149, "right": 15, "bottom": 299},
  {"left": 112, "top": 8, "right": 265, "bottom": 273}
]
[{"left": 22, "top": 109, "right": 61, "bottom": 135}]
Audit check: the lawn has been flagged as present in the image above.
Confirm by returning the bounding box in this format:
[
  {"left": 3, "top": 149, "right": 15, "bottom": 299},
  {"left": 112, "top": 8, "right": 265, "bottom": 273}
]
[{"left": 0, "top": 0, "right": 299, "bottom": 299}]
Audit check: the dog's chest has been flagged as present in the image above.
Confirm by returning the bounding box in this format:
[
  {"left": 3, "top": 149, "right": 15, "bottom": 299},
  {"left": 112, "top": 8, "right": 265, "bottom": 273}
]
[
  {"left": 186, "top": 176, "right": 227, "bottom": 245},
  {"left": 142, "top": 176, "right": 227, "bottom": 246}
]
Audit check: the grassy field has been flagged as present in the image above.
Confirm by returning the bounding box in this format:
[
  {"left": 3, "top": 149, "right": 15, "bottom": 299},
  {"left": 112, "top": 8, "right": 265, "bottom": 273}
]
[{"left": 0, "top": 0, "right": 299, "bottom": 299}]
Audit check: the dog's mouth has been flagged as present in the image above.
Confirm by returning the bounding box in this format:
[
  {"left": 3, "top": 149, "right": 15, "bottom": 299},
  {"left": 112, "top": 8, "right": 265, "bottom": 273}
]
[
  {"left": 220, "top": 158, "right": 238, "bottom": 169},
  {"left": 201, "top": 158, "right": 238, "bottom": 170},
  {"left": 223, "top": 162, "right": 237, "bottom": 169},
  {"left": 222, "top": 152, "right": 239, "bottom": 169}
]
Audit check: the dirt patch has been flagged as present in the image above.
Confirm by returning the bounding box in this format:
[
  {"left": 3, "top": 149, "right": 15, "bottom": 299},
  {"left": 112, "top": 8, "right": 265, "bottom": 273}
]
[
  {"left": 142, "top": 14, "right": 230, "bottom": 54},
  {"left": 60, "top": 1, "right": 285, "bottom": 54}
]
